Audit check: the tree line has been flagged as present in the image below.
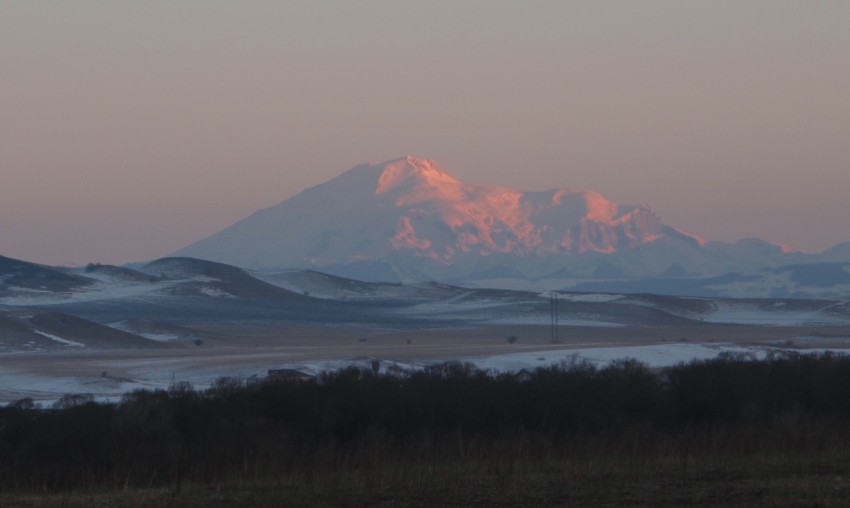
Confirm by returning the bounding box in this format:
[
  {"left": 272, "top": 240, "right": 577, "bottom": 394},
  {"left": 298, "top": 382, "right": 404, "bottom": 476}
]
[{"left": 2, "top": 351, "right": 850, "bottom": 493}]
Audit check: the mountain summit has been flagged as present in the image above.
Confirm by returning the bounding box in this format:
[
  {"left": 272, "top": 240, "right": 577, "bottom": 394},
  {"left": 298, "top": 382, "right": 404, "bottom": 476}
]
[{"left": 174, "top": 157, "right": 796, "bottom": 282}]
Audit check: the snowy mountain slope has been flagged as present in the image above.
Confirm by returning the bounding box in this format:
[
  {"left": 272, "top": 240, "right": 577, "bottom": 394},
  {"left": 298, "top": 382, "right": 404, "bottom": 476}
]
[
  {"left": 174, "top": 156, "right": 850, "bottom": 284},
  {"left": 174, "top": 156, "right": 728, "bottom": 280}
]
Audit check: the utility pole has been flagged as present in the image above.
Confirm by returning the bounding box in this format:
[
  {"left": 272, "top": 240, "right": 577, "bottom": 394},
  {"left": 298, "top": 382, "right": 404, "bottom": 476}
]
[{"left": 550, "top": 292, "right": 559, "bottom": 344}]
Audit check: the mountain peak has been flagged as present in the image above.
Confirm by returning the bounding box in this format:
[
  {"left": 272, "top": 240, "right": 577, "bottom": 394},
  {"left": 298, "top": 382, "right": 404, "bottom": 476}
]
[{"left": 374, "top": 156, "right": 460, "bottom": 195}]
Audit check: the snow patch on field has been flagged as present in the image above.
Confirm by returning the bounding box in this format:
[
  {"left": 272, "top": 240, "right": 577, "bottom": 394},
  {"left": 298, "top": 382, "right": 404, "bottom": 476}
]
[
  {"left": 107, "top": 321, "right": 182, "bottom": 342},
  {"left": 470, "top": 344, "right": 757, "bottom": 371},
  {"left": 553, "top": 293, "right": 624, "bottom": 303},
  {"left": 490, "top": 314, "right": 624, "bottom": 327},
  {"left": 31, "top": 331, "right": 85, "bottom": 348},
  {"left": 0, "top": 370, "right": 166, "bottom": 407},
  {"left": 702, "top": 302, "right": 848, "bottom": 326},
  {"left": 252, "top": 344, "right": 850, "bottom": 380},
  {"left": 198, "top": 286, "right": 234, "bottom": 298},
  {"left": 138, "top": 333, "right": 182, "bottom": 342}
]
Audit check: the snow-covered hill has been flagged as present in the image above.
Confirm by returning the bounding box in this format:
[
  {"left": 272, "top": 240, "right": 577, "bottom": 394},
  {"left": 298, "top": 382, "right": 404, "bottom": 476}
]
[{"left": 3, "top": 252, "right": 849, "bottom": 405}]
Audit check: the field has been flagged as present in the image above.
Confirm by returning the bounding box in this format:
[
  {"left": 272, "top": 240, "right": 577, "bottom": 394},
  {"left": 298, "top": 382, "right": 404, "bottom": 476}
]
[
  {"left": 5, "top": 454, "right": 850, "bottom": 507},
  {"left": 2, "top": 322, "right": 850, "bottom": 404}
]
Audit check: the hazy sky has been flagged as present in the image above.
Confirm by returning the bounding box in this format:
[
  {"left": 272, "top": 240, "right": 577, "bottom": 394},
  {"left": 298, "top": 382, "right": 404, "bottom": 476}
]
[{"left": 2, "top": 1, "right": 849, "bottom": 265}]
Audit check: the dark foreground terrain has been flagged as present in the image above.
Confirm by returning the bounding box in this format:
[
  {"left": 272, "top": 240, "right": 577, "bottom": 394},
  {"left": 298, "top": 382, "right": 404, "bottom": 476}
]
[{"left": 3, "top": 353, "right": 850, "bottom": 507}]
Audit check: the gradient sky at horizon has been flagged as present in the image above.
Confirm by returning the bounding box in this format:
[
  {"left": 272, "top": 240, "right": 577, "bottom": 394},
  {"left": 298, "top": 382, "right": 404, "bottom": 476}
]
[{"left": 2, "top": 1, "right": 849, "bottom": 265}]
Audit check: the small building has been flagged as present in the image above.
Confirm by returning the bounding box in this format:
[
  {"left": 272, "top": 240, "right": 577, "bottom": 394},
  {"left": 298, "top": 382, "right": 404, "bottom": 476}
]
[{"left": 267, "top": 368, "right": 315, "bottom": 382}]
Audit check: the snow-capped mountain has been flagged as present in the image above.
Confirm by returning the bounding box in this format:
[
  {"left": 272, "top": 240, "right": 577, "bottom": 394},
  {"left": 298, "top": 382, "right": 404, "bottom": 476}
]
[{"left": 173, "top": 156, "right": 840, "bottom": 283}]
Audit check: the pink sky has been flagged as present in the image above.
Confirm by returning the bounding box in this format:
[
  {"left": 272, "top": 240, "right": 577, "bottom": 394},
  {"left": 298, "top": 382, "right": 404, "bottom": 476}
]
[{"left": 2, "top": 1, "right": 849, "bottom": 265}]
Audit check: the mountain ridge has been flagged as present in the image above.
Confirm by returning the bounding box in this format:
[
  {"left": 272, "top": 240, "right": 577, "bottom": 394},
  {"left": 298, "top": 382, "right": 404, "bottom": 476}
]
[{"left": 174, "top": 156, "right": 848, "bottom": 284}]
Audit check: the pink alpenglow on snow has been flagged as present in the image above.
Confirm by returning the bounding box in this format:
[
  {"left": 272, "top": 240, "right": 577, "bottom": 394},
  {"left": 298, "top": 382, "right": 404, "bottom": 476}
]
[{"left": 175, "top": 156, "right": 726, "bottom": 280}]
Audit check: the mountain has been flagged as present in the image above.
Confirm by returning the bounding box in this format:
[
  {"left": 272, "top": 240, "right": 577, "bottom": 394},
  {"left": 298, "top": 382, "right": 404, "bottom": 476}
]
[
  {"left": 174, "top": 156, "right": 704, "bottom": 280},
  {"left": 174, "top": 156, "right": 849, "bottom": 285}
]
